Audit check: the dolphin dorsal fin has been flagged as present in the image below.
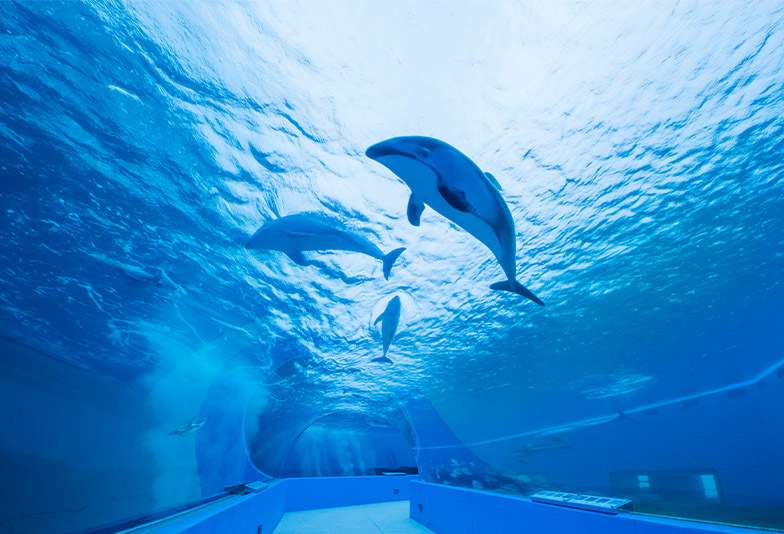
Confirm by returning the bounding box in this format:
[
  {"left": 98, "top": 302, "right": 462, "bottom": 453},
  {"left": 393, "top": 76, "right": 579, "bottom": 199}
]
[
  {"left": 484, "top": 172, "right": 503, "bottom": 190},
  {"left": 285, "top": 250, "right": 310, "bottom": 266}
]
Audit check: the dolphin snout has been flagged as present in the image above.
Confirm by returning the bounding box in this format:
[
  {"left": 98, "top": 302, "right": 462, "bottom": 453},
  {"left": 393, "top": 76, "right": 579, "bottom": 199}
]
[
  {"left": 245, "top": 228, "right": 267, "bottom": 249},
  {"left": 365, "top": 142, "right": 390, "bottom": 160},
  {"left": 366, "top": 140, "right": 411, "bottom": 160}
]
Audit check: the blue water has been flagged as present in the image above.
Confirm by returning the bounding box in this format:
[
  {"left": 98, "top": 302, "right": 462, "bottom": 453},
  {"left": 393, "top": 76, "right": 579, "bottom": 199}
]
[{"left": 1, "top": 1, "right": 783, "bottom": 532}]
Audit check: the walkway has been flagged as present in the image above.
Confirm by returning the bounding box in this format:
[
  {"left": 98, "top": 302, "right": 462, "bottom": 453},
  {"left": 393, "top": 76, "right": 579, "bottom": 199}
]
[{"left": 273, "top": 501, "right": 433, "bottom": 534}]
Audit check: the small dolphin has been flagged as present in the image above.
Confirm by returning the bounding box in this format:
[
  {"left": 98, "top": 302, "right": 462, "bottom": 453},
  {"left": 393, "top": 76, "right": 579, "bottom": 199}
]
[
  {"left": 170, "top": 417, "right": 207, "bottom": 436},
  {"left": 372, "top": 295, "right": 401, "bottom": 364},
  {"left": 246, "top": 212, "right": 405, "bottom": 280},
  {"left": 120, "top": 265, "right": 162, "bottom": 285},
  {"left": 367, "top": 415, "right": 394, "bottom": 429},
  {"left": 366, "top": 136, "right": 543, "bottom": 305}
]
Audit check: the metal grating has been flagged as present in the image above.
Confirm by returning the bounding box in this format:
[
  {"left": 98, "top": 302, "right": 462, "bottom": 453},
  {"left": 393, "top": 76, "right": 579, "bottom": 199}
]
[{"left": 530, "top": 491, "right": 633, "bottom": 514}]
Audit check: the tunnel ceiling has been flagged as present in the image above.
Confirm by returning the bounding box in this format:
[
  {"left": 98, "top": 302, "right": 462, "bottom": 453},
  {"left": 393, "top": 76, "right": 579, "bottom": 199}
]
[{"left": 1, "top": 0, "right": 782, "bottom": 451}]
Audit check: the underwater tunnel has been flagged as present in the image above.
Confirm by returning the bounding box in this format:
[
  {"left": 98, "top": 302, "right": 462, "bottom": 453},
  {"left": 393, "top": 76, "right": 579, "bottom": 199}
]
[{"left": 1, "top": 1, "right": 783, "bottom": 533}]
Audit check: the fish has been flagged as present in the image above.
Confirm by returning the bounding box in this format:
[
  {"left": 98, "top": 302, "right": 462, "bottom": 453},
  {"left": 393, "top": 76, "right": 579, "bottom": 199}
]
[
  {"left": 514, "top": 436, "right": 571, "bottom": 462},
  {"left": 366, "top": 136, "right": 543, "bottom": 304},
  {"left": 169, "top": 417, "right": 207, "bottom": 436},
  {"left": 372, "top": 295, "right": 401, "bottom": 364},
  {"left": 246, "top": 212, "right": 405, "bottom": 280},
  {"left": 681, "top": 398, "right": 700, "bottom": 408},
  {"left": 615, "top": 410, "right": 635, "bottom": 422}
]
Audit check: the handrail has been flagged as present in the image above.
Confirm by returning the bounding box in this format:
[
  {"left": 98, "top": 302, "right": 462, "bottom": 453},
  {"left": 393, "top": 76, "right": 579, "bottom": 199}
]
[{"left": 69, "top": 491, "right": 231, "bottom": 534}]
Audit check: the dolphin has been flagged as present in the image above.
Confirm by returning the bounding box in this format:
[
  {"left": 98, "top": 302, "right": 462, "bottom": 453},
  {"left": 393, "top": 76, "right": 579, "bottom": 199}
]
[
  {"left": 170, "top": 417, "right": 207, "bottom": 436},
  {"left": 246, "top": 212, "right": 405, "bottom": 280},
  {"left": 120, "top": 265, "right": 162, "bottom": 285},
  {"left": 372, "top": 295, "right": 401, "bottom": 364},
  {"left": 366, "top": 136, "right": 543, "bottom": 305}
]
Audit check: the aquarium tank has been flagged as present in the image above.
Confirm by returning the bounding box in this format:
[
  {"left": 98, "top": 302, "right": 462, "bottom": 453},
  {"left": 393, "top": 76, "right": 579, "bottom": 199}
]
[{"left": 1, "top": 1, "right": 783, "bottom": 532}]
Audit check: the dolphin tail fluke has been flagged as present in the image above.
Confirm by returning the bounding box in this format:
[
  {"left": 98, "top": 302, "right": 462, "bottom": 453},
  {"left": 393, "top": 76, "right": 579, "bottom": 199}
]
[
  {"left": 382, "top": 247, "right": 406, "bottom": 280},
  {"left": 490, "top": 280, "right": 544, "bottom": 306},
  {"left": 371, "top": 356, "right": 394, "bottom": 364}
]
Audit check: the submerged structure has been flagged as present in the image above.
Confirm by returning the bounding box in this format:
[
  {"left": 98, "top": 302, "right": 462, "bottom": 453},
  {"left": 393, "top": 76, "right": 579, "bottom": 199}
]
[{"left": 1, "top": 1, "right": 782, "bottom": 533}]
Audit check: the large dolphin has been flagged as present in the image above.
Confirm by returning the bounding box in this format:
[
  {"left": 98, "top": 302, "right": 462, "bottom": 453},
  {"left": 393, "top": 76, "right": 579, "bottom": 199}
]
[
  {"left": 365, "top": 136, "right": 543, "bottom": 305},
  {"left": 246, "top": 212, "right": 405, "bottom": 280},
  {"left": 372, "top": 295, "right": 401, "bottom": 364}
]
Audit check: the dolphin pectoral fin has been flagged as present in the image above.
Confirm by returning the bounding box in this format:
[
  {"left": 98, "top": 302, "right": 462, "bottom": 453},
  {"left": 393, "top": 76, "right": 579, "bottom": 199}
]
[
  {"left": 437, "top": 183, "right": 472, "bottom": 213},
  {"left": 490, "top": 280, "right": 545, "bottom": 306},
  {"left": 371, "top": 356, "right": 394, "bottom": 364},
  {"left": 382, "top": 247, "right": 405, "bottom": 280},
  {"left": 407, "top": 194, "right": 425, "bottom": 226},
  {"left": 484, "top": 172, "right": 503, "bottom": 190},
  {"left": 285, "top": 250, "right": 310, "bottom": 266},
  {"left": 374, "top": 311, "right": 384, "bottom": 325}
]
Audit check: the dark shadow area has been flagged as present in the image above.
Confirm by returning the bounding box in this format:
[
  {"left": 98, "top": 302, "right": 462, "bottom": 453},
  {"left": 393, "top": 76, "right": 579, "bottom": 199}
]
[{"left": 0, "top": 337, "right": 157, "bottom": 533}]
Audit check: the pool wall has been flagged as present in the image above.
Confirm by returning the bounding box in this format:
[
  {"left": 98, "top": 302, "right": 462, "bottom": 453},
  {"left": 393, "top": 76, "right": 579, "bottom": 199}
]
[{"left": 409, "top": 480, "right": 770, "bottom": 534}]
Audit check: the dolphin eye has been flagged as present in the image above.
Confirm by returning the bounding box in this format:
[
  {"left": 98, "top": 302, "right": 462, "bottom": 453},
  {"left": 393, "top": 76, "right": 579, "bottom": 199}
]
[{"left": 417, "top": 147, "right": 430, "bottom": 159}]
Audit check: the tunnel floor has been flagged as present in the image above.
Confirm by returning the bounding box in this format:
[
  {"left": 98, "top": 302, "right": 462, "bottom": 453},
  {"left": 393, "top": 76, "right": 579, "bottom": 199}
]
[{"left": 273, "top": 500, "right": 433, "bottom": 533}]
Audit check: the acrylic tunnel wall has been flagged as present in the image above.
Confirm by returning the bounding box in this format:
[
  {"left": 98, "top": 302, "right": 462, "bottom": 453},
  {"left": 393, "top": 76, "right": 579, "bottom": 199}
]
[
  {"left": 0, "top": 335, "right": 272, "bottom": 533},
  {"left": 248, "top": 405, "right": 418, "bottom": 478},
  {"left": 2, "top": 1, "right": 784, "bottom": 533}
]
